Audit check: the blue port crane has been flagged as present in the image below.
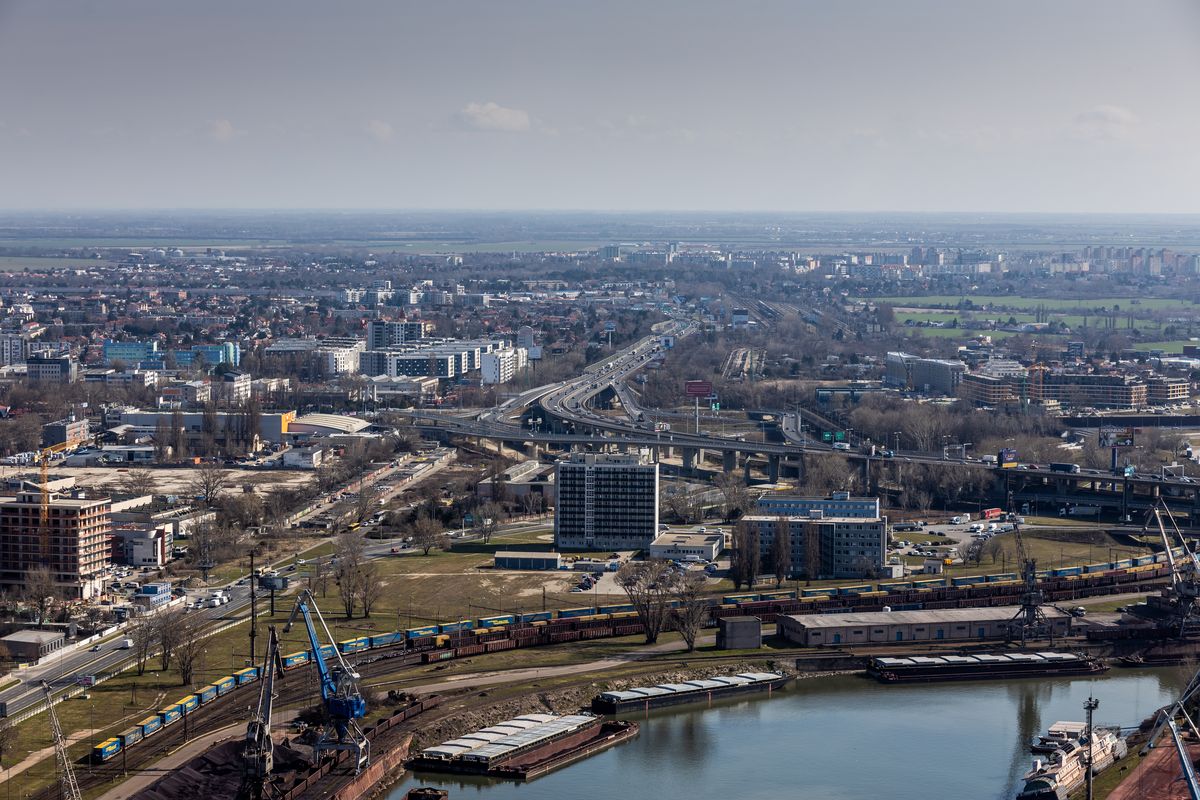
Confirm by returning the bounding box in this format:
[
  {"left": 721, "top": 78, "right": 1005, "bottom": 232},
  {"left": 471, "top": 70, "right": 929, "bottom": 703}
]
[{"left": 284, "top": 589, "right": 370, "bottom": 771}]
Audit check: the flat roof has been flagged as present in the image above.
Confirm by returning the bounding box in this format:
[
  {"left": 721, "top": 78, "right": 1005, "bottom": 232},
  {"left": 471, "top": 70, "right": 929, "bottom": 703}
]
[
  {"left": 494, "top": 551, "right": 561, "bottom": 560},
  {"left": 651, "top": 532, "right": 723, "bottom": 546},
  {"left": 782, "top": 607, "right": 1069, "bottom": 628},
  {"left": 289, "top": 413, "right": 371, "bottom": 434},
  {"left": 2, "top": 629, "right": 64, "bottom": 644}
]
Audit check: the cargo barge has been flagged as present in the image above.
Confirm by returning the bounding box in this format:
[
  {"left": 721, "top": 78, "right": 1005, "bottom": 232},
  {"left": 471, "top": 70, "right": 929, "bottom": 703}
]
[
  {"left": 868, "top": 651, "right": 1106, "bottom": 683},
  {"left": 410, "top": 713, "right": 638, "bottom": 780},
  {"left": 591, "top": 671, "right": 789, "bottom": 714}
]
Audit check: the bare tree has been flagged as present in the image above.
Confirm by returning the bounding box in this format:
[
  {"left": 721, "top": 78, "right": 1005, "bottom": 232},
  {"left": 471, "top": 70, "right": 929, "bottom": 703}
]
[
  {"left": 173, "top": 615, "right": 204, "bottom": 686},
  {"left": 157, "top": 607, "right": 186, "bottom": 671},
  {"left": 130, "top": 613, "right": 156, "bottom": 676},
  {"left": 670, "top": 572, "right": 709, "bottom": 652},
  {"left": 983, "top": 536, "right": 1005, "bottom": 565},
  {"left": 0, "top": 719, "right": 15, "bottom": 772},
  {"left": 23, "top": 565, "right": 58, "bottom": 625},
  {"left": 307, "top": 556, "right": 332, "bottom": 598},
  {"left": 188, "top": 463, "right": 230, "bottom": 505},
  {"left": 410, "top": 514, "right": 442, "bottom": 556},
  {"left": 730, "top": 522, "right": 760, "bottom": 590},
  {"left": 357, "top": 562, "right": 384, "bottom": 617},
  {"left": 617, "top": 560, "right": 677, "bottom": 644},
  {"left": 334, "top": 533, "right": 367, "bottom": 618},
  {"left": 713, "top": 473, "right": 752, "bottom": 522},
  {"left": 771, "top": 516, "right": 792, "bottom": 588},
  {"left": 477, "top": 502, "right": 504, "bottom": 544},
  {"left": 117, "top": 466, "right": 156, "bottom": 497}
]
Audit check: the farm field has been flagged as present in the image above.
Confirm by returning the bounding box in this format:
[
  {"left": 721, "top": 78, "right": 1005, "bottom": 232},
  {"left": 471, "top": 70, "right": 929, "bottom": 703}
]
[{"left": 870, "top": 295, "right": 1198, "bottom": 313}]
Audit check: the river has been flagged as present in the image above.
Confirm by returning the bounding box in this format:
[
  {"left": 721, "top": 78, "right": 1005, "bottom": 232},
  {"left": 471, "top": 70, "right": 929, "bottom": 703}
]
[{"left": 386, "top": 668, "right": 1188, "bottom": 800}]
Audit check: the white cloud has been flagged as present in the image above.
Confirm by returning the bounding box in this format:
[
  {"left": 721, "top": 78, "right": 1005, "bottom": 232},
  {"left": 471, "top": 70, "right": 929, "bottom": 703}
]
[
  {"left": 209, "top": 118, "right": 244, "bottom": 143},
  {"left": 455, "top": 102, "right": 531, "bottom": 132},
  {"left": 366, "top": 120, "right": 394, "bottom": 142},
  {"left": 1072, "top": 105, "right": 1138, "bottom": 141}
]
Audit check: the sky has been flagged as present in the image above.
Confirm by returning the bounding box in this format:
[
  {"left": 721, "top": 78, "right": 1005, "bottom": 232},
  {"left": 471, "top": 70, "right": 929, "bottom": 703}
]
[{"left": 1, "top": 0, "right": 1200, "bottom": 213}]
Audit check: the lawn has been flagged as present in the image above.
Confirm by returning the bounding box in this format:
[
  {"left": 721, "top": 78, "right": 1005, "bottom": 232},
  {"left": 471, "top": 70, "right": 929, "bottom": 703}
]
[{"left": 871, "top": 295, "right": 1196, "bottom": 313}]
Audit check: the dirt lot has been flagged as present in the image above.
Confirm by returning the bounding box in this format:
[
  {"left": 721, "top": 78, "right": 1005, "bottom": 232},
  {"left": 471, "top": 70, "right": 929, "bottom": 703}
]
[{"left": 17, "top": 465, "right": 316, "bottom": 495}]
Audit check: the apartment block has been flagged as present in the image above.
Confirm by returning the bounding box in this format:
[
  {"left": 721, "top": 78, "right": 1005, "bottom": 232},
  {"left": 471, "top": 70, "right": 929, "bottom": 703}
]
[{"left": 554, "top": 452, "right": 659, "bottom": 550}]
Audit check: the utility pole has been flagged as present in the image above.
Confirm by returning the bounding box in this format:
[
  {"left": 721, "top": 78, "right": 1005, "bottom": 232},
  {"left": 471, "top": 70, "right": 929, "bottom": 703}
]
[
  {"left": 249, "top": 551, "right": 257, "bottom": 665},
  {"left": 1085, "top": 695, "right": 1099, "bottom": 800}
]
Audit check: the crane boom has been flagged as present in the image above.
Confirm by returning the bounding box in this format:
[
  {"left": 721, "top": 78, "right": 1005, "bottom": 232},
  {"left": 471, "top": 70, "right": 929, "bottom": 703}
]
[
  {"left": 1168, "top": 716, "right": 1200, "bottom": 800},
  {"left": 41, "top": 681, "right": 82, "bottom": 800},
  {"left": 244, "top": 625, "right": 283, "bottom": 782},
  {"left": 283, "top": 589, "right": 369, "bottom": 771}
]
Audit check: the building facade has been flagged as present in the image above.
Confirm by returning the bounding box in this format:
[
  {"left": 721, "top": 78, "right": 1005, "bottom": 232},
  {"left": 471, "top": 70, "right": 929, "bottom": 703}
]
[
  {"left": 739, "top": 513, "right": 888, "bottom": 580},
  {"left": 554, "top": 452, "right": 659, "bottom": 550},
  {"left": 755, "top": 492, "right": 880, "bottom": 519},
  {"left": 0, "top": 487, "right": 112, "bottom": 599}
]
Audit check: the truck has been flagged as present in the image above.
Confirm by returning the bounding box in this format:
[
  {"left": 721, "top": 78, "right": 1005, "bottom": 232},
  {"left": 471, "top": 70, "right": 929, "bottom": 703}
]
[
  {"left": 1061, "top": 505, "right": 1101, "bottom": 518},
  {"left": 117, "top": 638, "right": 133, "bottom": 650},
  {"left": 1049, "top": 462, "right": 1081, "bottom": 474},
  {"left": 950, "top": 513, "right": 972, "bottom": 525},
  {"left": 979, "top": 455, "right": 998, "bottom": 466},
  {"left": 981, "top": 508, "right": 1003, "bottom": 520}
]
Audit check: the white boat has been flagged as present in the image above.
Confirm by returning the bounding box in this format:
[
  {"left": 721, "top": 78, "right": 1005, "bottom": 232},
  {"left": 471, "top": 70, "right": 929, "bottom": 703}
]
[{"left": 1017, "top": 725, "right": 1127, "bottom": 800}]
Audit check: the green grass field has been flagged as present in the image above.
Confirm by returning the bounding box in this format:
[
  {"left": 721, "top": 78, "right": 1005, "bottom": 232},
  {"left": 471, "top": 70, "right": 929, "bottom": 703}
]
[{"left": 871, "top": 294, "right": 1196, "bottom": 313}]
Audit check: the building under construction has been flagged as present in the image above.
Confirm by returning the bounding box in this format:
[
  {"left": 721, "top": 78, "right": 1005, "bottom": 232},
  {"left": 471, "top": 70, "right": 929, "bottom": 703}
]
[{"left": 0, "top": 481, "right": 111, "bottom": 599}]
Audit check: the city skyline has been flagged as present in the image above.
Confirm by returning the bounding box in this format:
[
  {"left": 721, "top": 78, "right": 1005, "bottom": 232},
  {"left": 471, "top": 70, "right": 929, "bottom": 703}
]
[{"left": 2, "top": 0, "right": 1199, "bottom": 213}]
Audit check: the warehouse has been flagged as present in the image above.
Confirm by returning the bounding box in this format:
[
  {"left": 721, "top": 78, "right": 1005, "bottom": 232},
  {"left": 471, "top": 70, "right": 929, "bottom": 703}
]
[
  {"left": 648, "top": 531, "right": 724, "bottom": 561},
  {"left": 1, "top": 629, "right": 66, "bottom": 661},
  {"left": 494, "top": 551, "right": 562, "bottom": 571},
  {"left": 777, "top": 607, "right": 1072, "bottom": 647}
]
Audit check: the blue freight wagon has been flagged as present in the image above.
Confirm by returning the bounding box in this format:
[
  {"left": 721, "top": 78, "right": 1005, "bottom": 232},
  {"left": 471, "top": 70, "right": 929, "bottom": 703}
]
[
  {"left": 557, "top": 607, "right": 595, "bottom": 619},
  {"left": 1113, "top": 558, "right": 1134, "bottom": 570},
  {"left": 518, "top": 611, "right": 553, "bottom": 624},
  {"left": 234, "top": 667, "right": 259, "bottom": 685},
  {"left": 758, "top": 591, "right": 797, "bottom": 601},
  {"left": 878, "top": 581, "right": 911, "bottom": 592},
  {"left": 985, "top": 573, "right": 1017, "bottom": 583},
  {"left": 405, "top": 625, "right": 439, "bottom": 639},
  {"left": 1084, "top": 563, "right": 1111, "bottom": 574},
  {"left": 178, "top": 695, "right": 199, "bottom": 715},
  {"left": 1133, "top": 555, "right": 1155, "bottom": 566},
  {"left": 215, "top": 676, "right": 236, "bottom": 695},
  {"left": 118, "top": 726, "right": 143, "bottom": 748},
  {"left": 721, "top": 594, "right": 759, "bottom": 605},
  {"left": 369, "top": 632, "right": 405, "bottom": 649},
  {"left": 93, "top": 738, "right": 121, "bottom": 762},
  {"left": 951, "top": 576, "right": 986, "bottom": 587},
  {"left": 438, "top": 620, "right": 476, "bottom": 634},
  {"left": 338, "top": 637, "right": 370, "bottom": 654},
  {"left": 282, "top": 651, "right": 310, "bottom": 669},
  {"left": 801, "top": 587, "right": 838, "bottom": 598},
  {"left": 138, "top": 715, "right": 163, "bottom": 737},
  {"left": 314, "top": 645, "right": 337, "bottom": 661},
  {"left": 838, "top": 584, "right": 874, "bottom": 596},
  {"left": 197, "top": 685, "right": 218, "bottom": 705},
  {"left": 478, "top": 614, "right": 516, "bottom": 628},
  {"left": 598, "top": 604, "right": 636, "bottom": 615},
  {"left": 1053, "top": 567, "right": 1083, "bottom": 578},
  {"left": 159, "top": 704, "right": 182, "bottom": 727}
]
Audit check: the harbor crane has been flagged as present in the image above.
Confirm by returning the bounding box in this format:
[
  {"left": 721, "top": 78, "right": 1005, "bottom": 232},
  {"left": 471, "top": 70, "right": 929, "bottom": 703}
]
[
  {"left": 1004, "top": 514, "right": 1055, "bottom": 644},
  {"left": 284, "top": 589, "right": 369, "bottom": 771},
  {"left": 1140, "top": 662, "right": 1200, "bottom": 799},
  {"left": 1142, "top": 499, "right": 1200, "bottom": 635},
  {"left": 41, "top": 681, "right": 82, "bottom": 800},
  {"left": 243, "top": 625, "right": 285, "bottom": 791}
]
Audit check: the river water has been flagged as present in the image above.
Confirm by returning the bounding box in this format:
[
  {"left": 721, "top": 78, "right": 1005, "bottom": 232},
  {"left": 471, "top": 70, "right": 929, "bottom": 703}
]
[{"left": 386, "top": 668, "right": 1188, "bottom": 800}]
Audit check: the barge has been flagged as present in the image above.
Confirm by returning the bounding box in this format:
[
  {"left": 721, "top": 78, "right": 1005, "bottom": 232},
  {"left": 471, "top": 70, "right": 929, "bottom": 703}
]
[
  {"left": 591, "top": 672, "right": 789, "bottom": 714},
  {"left": 868, "top": 651, "right": 1106, "bottom": 683},
  {"left": 411, "top": 713, "right": 638, "bottom": 780}
]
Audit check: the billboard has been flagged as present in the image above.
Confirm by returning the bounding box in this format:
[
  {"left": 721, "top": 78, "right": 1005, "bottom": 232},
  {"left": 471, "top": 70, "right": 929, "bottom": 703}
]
[
  {"left": 999, "top": 448, "right": 1018, "bottom": 468},
  {"left": 685, "top": 380, "right": 713, "bottom": 397},
  {"left": 1100, "top": 427, "right": 1135, "bottom": 448},
  {"left": 77, "top": 675, "right": 96, "bottom": 687}
]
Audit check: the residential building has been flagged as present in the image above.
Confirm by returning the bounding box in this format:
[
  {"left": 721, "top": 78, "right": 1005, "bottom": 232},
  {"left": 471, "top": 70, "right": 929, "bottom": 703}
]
[
  {"left": 1148, "top": 376, "right": 1191, "bottom": 404},
  {"left": 103, "top": 340, "right": 159, "bottom": 365},
  {"left": 755, "top": 492, "right": 880, "bottom": 519},
  {"left": 215, "top": 370, "right": 252, "bottom": 405},
  {"left": 366, "top": 320, "right": 435, "bottom": 349},
  {"left": 26, "top": 353, "right": 78, "bottom": 384},
  {"left": 481, "top": 346, "right": 528, "bottom": 384},
  {"left": 41, "top": 416, "right": 89, "bottom": 449},
  {"left": 739, "top": 513, "right": 888, "bottom": 580},
  {"left": 0, "top": 485, "right": 111, "bottom": 599},
  {"left": 554, "top": 452, "right": 659, "bottom": 550}
]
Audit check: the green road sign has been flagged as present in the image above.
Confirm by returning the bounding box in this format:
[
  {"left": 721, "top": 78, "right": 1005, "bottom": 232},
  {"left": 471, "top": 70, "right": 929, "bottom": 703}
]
[
  {"left": 834, "top": 431, "right": 846, "bottom": 441},
  {"left": 711, "top": 402, "right": 720, "bottom": 411},
  {"left": 822, "top": 432, "right": 832, "bottom": 442}
]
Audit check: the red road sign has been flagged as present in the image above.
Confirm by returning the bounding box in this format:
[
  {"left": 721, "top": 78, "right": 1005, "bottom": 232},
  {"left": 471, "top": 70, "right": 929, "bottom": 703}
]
[{"left": 685, "top": 380, "right": 713, "bottom": 397}]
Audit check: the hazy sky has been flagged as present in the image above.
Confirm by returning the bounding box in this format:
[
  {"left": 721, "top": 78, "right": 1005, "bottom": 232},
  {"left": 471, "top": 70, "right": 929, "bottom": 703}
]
[{"left": 2, "top": 1, "right": 1200, "bottom": 213}]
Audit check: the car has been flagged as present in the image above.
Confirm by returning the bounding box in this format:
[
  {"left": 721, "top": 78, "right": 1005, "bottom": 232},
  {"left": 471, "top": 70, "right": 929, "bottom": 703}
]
[
  {"left": 1070, "top": 607, "right": 1087, "bottom": 617},
  {"left": 296, "top": 558, "right": 307, "bottom": 565},
  {"left": 89, "top": 645, "right": 101, "bottom": 652},
  {"left": 286, "top": 564, "right": 296, "bottom": 572}
]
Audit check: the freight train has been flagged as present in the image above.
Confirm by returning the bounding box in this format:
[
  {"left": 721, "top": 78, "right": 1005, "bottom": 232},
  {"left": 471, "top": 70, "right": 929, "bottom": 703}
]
[{"left": 92, "top": 547, "right": 1179, "bottom": 764}]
